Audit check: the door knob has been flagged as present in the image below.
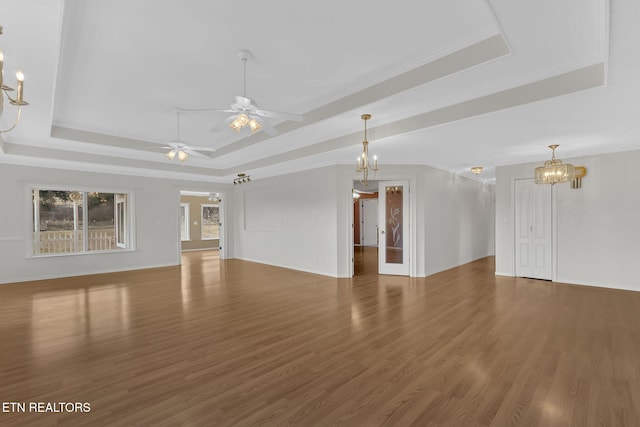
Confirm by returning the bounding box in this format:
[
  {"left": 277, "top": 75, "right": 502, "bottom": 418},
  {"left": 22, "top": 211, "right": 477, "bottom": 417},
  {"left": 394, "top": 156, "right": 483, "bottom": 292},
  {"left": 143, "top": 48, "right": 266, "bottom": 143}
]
[{"left": 381, "top": 230, "right": 385, "bottom": 234}]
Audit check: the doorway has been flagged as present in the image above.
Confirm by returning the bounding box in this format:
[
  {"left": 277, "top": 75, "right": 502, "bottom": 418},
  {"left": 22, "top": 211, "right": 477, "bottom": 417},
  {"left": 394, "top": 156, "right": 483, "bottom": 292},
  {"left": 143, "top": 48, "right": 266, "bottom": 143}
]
[
  {"left": 353, "top": 182, "right": 379, "bottom": 275},
  {"left": 178, "top": 190, "right": 225, "bottom": 260},
  {"left": 351, "top": 179, "right": 411, "bottom": 277}
]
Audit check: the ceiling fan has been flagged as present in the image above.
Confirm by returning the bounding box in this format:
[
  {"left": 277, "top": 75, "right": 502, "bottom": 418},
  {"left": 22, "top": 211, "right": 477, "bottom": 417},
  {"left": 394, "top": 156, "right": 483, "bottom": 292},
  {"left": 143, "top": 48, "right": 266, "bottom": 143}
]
[
  {"left": 160, "top": 110, "right": 217, "bottom": 162},
  {"left": 181, "top": 50, "right": 303, "bottom": 136}
]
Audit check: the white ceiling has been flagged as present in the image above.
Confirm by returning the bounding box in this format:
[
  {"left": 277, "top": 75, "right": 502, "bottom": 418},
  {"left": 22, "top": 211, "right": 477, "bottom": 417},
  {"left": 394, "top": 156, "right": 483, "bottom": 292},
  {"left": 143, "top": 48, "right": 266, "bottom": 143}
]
[{"left": 1, "top": 0, "right": 637, "bottom": 184}]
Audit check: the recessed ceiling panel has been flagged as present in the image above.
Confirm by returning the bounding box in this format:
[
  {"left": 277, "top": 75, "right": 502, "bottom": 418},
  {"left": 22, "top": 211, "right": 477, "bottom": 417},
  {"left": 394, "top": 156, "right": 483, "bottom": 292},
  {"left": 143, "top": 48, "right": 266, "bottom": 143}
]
[{"left": 52, "top": 0, "right": 500, "bottom": 145}]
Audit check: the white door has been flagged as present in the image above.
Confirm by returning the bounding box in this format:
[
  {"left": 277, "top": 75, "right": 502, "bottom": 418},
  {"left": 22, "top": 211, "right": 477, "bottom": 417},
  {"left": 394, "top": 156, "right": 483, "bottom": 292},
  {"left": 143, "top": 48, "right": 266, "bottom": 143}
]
[
  {"left": 378, "top": 181, "right": 410, "bottom": 275},
  {"left": 361, "top": 199, "right": 378, "bottom": 247},
  {"left": 515, "top": 179, "right": 552, "bottom": 280}
]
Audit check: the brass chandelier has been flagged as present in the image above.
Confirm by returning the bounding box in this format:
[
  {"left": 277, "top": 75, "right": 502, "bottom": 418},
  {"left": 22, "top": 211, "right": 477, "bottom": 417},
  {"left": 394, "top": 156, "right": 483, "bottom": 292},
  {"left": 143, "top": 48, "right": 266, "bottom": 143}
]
[
  {"left": 1, "top": 25, "right": 28, "bottom": 134},
  {"left": 534, "top": 144, "right": 575, "bottom": 185},
  {"left": 356, "top": 114, "right": 378, "bottom": 186}
]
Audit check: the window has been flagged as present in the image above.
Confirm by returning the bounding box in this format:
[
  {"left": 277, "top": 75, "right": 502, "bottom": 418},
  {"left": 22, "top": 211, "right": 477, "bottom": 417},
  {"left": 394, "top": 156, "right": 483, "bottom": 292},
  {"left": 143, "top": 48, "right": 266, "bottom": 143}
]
[
  {"left": 180, "top": 203, "right": 190, "bottom": 241},
  {"left": 201, "top": 204, "right": 220, "bottom": 240},
  {"left": 32, "top": 189, "right": 132, "bottom": 255}
]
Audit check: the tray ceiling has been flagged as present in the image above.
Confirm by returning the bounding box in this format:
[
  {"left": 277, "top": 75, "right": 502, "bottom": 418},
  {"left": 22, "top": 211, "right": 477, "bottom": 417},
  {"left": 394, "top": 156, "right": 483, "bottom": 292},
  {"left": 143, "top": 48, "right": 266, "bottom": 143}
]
[{"left": 1, "top": 0, "right": 634, "bottom": 184}]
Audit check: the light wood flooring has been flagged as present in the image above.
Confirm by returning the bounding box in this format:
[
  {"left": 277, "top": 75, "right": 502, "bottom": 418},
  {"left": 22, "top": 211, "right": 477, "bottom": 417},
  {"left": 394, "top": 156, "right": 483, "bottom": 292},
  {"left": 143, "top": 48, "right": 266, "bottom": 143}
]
[{"left": 1, "top": 248, "right": 640, "bottom": 426}]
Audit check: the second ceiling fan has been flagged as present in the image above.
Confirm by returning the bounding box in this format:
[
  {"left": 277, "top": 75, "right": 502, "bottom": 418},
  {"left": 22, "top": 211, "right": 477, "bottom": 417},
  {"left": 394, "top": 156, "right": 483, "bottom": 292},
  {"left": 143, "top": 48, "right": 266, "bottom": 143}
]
[
  {"left": 161, "top": 110, "right": 217, "bottom": 162},
  {"left": 183, "top": 50, "right": 303, "bottom": 136}
]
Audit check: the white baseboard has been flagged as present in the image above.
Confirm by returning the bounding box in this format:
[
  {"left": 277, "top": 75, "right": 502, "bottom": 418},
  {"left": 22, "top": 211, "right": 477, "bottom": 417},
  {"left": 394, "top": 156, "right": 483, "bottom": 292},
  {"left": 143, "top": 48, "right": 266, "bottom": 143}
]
[{"left": 494, "top": 271, "right": 513, "bottom": 277}]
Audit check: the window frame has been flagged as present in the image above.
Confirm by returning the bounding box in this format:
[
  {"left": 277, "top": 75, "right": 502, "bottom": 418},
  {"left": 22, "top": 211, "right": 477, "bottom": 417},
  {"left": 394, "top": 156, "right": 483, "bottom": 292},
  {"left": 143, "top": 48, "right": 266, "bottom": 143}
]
[
  {"left": 115, "top": 194, "right": 128, "bottom": 249},
  {"left": 28, "top": 184, "right": 135, "bottom": 258}
]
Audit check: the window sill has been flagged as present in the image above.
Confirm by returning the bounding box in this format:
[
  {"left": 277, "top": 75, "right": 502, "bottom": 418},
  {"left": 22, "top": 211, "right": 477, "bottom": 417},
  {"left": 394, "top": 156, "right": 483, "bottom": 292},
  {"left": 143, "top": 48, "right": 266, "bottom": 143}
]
[{"left": 29, "top": 248, "right": 136, "bottom": 259}]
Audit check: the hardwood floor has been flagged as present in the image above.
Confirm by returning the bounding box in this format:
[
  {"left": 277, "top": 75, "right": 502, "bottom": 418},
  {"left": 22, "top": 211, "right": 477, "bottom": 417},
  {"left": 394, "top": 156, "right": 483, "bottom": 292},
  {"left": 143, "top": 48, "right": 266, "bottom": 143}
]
[{"left": 1, "top": 248, "right": 640, "bottom": 426}]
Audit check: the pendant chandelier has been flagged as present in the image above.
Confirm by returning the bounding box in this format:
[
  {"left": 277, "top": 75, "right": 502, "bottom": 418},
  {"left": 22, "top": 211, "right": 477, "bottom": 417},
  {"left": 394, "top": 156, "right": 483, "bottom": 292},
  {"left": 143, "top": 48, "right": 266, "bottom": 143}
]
[
  {"left": 534, "top": 144, "right": 575, "bottom": 185},
  {"left": 356, "top": 114, "right": 378, "bottom": 186},
  {"left": 1, "top": 25, "right": 28, "bottom": 134}
]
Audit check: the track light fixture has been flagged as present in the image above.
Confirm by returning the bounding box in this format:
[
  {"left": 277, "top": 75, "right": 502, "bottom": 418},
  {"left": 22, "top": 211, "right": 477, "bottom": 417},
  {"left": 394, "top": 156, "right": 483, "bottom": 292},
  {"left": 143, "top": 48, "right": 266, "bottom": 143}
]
[{"left": 233, "top": 173, "right": 251, "bottom": 185}]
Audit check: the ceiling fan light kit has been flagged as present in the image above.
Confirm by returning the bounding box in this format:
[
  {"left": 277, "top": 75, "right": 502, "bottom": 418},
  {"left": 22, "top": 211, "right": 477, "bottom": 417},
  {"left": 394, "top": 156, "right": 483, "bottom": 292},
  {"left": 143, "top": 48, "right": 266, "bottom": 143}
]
[
  {"left": 229, "top": 113, "right": 248, "bottom": 131},
  {"left": 229, "top": 112, "right": 262, "bottom": 134},
  {"left": 248, "top": 117, "right": 262, "bottom": 133},
  {"left": 166, "top": 148, "right": 189, "bottom": 162}
]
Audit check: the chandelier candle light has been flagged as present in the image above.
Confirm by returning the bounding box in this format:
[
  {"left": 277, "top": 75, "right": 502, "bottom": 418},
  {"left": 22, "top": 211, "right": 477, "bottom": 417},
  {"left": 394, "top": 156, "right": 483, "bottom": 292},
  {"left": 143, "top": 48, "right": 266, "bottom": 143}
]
[
  {"left": 534, "top": 144, "right": 576, "bottom": 185},
  {"left": 356, "top": 114, "right": 378, "bottom": 186},
  {"left": 1, "top": 25, "right": 28, "bottom": 133}
]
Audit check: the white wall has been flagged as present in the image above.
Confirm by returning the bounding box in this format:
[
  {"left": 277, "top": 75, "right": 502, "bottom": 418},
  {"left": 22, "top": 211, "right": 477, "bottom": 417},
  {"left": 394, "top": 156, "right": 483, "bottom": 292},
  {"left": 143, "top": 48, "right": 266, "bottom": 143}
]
[
  {"left": 424, "top": 168, "right": 495, "bottom": 276},
  {"left": 232, "top": 166, "right": 339, "bottom": 276},
  {"left": 495, "top": 149, "right": 640, "bottom": 292},
  {"left": 0, "top": 164, "right": 232, "bottom": 284},
  {"left": 1, "top": 162, "right": 496, "bottom": 283}
]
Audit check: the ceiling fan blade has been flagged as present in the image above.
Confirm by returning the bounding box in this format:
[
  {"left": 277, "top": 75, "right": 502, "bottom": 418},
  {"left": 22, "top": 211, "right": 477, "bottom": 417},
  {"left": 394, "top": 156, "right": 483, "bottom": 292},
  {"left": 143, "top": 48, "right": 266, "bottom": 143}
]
[
  {"left": 183, "top": 149, "right": 212, "bottom": 159},
  {"left": 146, "top": 142, "right": 179, "bottom": 150},
  {"left": 254, "top": 109, "right": 303, "bottom": 122},
  {"left": 180, "top": 107, "right": 237, "bottom": 113}
]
